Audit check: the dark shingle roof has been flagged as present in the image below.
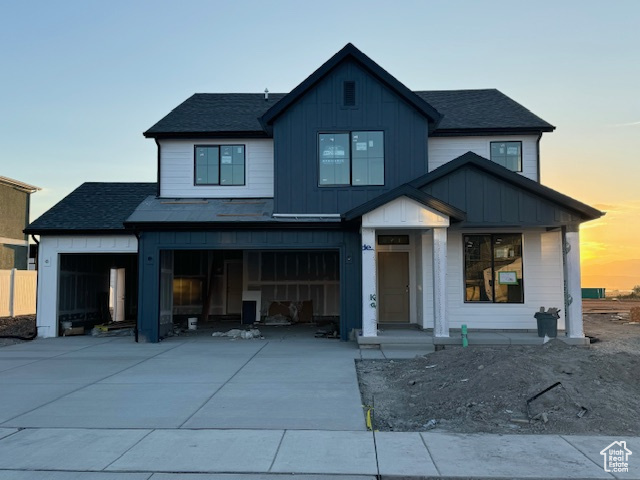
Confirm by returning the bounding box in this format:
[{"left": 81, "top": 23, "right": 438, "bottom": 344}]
[
  {"left": 415, "top": 89, "right": 554, "bottom": 133},
  {"left": 26, "top": 182, "right": 157, "bottom": 234},
  {"left": 145, "top": 93, "right": 287, "bottom": 137},
  {"left": 144, "top": 89, "right": 553, "bottom": 138}
]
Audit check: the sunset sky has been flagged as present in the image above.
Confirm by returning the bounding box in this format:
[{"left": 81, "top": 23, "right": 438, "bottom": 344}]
[{"left": 1, "top": 0, "right": 638, "bottom": 290}]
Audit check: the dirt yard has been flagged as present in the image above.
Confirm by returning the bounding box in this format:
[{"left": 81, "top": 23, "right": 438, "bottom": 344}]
[
  {"left": 357, "top": 312, "right": 640, "bottom": 435},
  {"left": 0, "top": 315, "right": 36, "bottom": 347}
]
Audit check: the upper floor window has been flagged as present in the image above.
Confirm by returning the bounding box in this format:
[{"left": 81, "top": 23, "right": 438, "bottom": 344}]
[
  {"left": 195, "top": 145, "right": 245, "bottom": 186},
  {"left": 464, "top": 233, "right": 524, "bottom": 303},
  {"left": 490, "top": 141, "right": 522, "bottom": 172},
  {"left": 318, "top": 131, "right": 384, "bottom": 186}
]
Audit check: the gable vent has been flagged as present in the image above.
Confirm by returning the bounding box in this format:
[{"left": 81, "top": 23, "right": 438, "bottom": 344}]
[{"left": 343, "top": 81, "right": 356, "bottom": 106}]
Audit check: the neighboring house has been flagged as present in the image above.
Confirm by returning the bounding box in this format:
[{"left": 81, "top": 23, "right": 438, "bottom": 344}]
[
  {"left": 0, "top": 176, "right": 39, "bottom": 270},
  {"left": 26, "top": 44, "right": 602, "bottom": 342}
]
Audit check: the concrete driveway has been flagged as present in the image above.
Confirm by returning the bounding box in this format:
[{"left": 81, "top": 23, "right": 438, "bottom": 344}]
[{"left": 0, "top": 327, "right": 366, "bottom": 431}]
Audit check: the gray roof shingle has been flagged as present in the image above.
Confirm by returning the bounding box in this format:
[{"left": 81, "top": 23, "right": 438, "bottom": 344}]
[
  {"left": 26, "top": 182, "right": 157, "bottom": 233},
  {"left": 144, "top": 89, "right": 553, "bottom": 137},
  {"left": 415, "top": 89, "right": 553, "bottom": 132},
  {"left": 145, "top": 93, "right": 287, "bottom": 136}
]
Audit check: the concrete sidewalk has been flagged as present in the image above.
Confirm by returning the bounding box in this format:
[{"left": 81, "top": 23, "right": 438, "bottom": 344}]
[{"left": 0, "top": 428, "right": 636, "bottom": 479}]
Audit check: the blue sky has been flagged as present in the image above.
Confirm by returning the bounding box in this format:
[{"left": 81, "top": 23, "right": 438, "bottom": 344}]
[{"left": 1, "top": 0, "right": 639, "bottom": 284}]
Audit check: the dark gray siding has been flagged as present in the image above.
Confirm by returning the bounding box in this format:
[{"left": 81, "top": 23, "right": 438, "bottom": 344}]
[
  {"left": 137, "top": 228, "right": 361, "bottom": 342},
  {"left": 273, "top": 58, "right": 430, "bottom": 214},
  {"left": 422, "top": 165, "right": 583, "bottom": 227}
]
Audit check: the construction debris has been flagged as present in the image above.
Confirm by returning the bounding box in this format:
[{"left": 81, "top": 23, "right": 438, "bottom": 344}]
[{"left": 211, "top": 328, "right": 263, "bottom": 339}]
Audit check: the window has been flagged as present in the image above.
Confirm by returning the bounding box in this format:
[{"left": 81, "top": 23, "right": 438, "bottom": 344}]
[
  {"left": 195, "top": 145, "right": 245, "bottom": 185},
  {"left": 490, "top": 141, "right": 522, "bottom": 172},
  {"left": 464, "top": 234, "right": 523, "bottom": 303},
  {"left": 318, "top": 131, "right": 384, "bottom": 186}
]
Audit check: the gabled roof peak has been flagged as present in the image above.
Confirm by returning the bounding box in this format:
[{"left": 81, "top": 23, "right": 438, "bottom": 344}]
[{"left": 260, "top": 43, "right": 443, "bottom": 130}]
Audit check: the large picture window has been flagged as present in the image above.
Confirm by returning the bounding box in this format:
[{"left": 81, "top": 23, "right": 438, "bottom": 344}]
[
  {"left": 195, "top": 145, "right": 245, "bottom": 186},
  {"left": 490, "top": 141, "right": 522, "bottom": 172},
  {"left": 318, "top": 131, "right": 384, "bottom": 186},
  {"left": 464, "top": 234, "right": 524, "bottom": 303}
]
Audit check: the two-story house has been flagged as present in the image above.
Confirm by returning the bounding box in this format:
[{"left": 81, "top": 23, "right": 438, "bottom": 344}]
[
  {"left": 0, "top": 176, "right": 39, "bottom": 270},
  {"left": 27, "top": 44, "right": 602, "bottom": 342}
]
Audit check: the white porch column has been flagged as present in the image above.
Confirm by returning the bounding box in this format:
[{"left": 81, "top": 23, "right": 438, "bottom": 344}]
[
  {"left": 432, "top": 227, "right": 449, "bottom": 337},
  {"left": 420, "top": 232, "right": 430, "bottom": 329},
  {"left": 361, "top": 227, "right": 377, "bottom": 337},
  {"left": 564, "top": 225, "right": 584, "bottom": 338}
]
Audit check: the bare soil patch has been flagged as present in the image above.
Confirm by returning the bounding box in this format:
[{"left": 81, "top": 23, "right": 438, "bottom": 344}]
[
  {"left": 357, "top": 313, "right": 640, "bottom": 434},
  {"left": 0, "top": 315, "right": 37, "bottom": 347}
]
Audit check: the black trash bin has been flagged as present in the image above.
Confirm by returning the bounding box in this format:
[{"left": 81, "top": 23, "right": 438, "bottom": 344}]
[{"left": 534, "top": 312, "right": 559, "bottom": 337}]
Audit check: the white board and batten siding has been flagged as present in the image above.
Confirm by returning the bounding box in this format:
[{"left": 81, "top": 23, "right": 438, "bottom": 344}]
[
  {"left": 159, "top": 139, "right": 274, "bottom": 198},
  {"left": 438, "top": 229, "right": 565, "bottom": 331},
  {"left": 36, "top": 235, "right": 137, "bottom": 338},
  {"left": 428, "top": 135, "right": 540, "bottom": 181}
]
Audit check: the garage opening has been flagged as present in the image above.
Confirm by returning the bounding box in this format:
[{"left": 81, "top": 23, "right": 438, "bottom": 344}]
[
  {"left": 58, "top": 253, "right": 138, "bottom": 335},
  {"left": 166, "top": 249, "right": 340, "bottom": 335}
]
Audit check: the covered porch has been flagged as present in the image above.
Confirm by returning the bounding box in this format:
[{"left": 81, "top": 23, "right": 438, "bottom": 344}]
[
  {"left": 347, "top": 163, "right": 596, "bottom": 347},
  {"left": 347, "top": 188, "right": 464, "bottom": 341}
]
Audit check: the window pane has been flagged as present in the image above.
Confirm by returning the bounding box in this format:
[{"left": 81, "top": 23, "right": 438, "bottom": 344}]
[
  {"left": 319, "top": 133, "right": 350, "bottom": 185},
  {"left": 195, "top": 146, "right": 219, "bottom": 184},
  {"left": 195, "top": 165, "right": 208, "bottom": 184},
  {"left": 208, "top": 164, "right": 219, "bottom": 184},
  {"left": 232, "top": 165, "right": 244, "bottom": 185},
  {"left": 368, "top": 157, "right": 384, "bottom": 185},
  {"left": 195, "top": 147, "right": 209, "bottom": 184},
  {"left": 220, "top": 165, "right": 232, "bottom": 185},
  {"left": 491, "top": 142, "right": 521, "bottom": 171},
  {"left": 352, "top": 131, "right": 384, "bottom": 185},
  {"left": 464, "top": 235, "right": 493, "bottom": 302},
  {"left": 232, "top": 146, "right": 245, "bottom": 165},
  {"left": 352, "top": 157, "right": 368, "bottom": 185},
  {"left": 220, "top": 146, "right": 233, "bottom": 165},
  {"left": 493, "top": 234, "right": 523, "bottom": 303}
]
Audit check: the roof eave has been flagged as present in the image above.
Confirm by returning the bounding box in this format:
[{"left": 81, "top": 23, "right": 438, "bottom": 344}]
[
  {"left": 431, "top": 126, "right": 555, "bottom": 137},
  {"left": 24, "top": 228, "right": 131, "bottom": 236},
  {"left": 0, "top": 176, "right": 41, "bottom": 193},
  {"left": 144, "top": 130, "right": 271, "bottom": 139}
]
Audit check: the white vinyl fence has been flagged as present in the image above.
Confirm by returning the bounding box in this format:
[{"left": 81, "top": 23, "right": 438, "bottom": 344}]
[{"left": 0, "top": 269, "right": 37, "bottom": 317}]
